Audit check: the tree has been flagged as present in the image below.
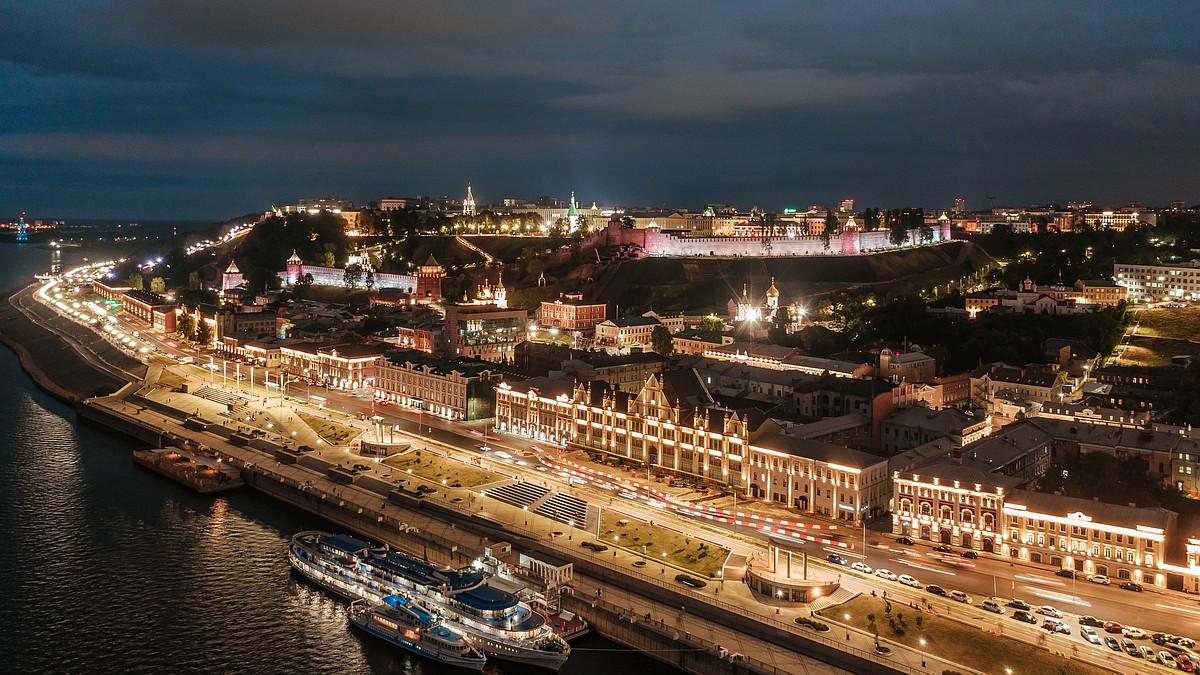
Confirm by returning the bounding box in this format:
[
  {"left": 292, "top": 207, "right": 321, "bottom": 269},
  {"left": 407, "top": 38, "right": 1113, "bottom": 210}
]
[
  {"left": 187, "top": 271, "right": 201, "bottom": 291},
  {"left": 195, "top": 319, "right": 213, "bottom": 347},
  {"left": 698, "top": 315, "right": 725, "bottom": 333},
  {"left": 889, "top": 217, "right": 909, "bottom": 246},
  {"left": 343, "top": 263, "right": 363, "bottom": 288},
  {"left": 176, "top": 313, "right": 197, "bottom": 341},
  {"left": 128, "top": 272, "right": 144, "bottom": 290},
  {"left": 365, "top": 269, "right": 376, "bottom": 290},
  {"left": 650, "top": 324, "right": 674, "bottom": 356},
  {"left": 149, "top": 276, "right": 166, "bottom": 293}
]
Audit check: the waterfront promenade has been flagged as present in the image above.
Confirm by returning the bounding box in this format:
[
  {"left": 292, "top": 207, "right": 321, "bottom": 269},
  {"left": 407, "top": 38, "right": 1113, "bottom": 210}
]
[{"left": 1, "top": 276, "right": 1094, "bottom": 675}]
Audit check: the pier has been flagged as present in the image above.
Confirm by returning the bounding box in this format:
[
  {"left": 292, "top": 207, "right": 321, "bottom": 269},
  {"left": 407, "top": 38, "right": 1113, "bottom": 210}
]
[
  {"left": 4, "top": 279, "right": 960, "bottom": 675},
  {"left": 131, "top": 446, "right": 244, "bottom": 493}
]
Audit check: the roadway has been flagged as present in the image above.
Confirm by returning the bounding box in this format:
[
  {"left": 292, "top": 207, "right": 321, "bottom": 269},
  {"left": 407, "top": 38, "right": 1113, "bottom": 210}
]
[{"left": 33, "top": 268, "right": 1200, "bottom": 672}]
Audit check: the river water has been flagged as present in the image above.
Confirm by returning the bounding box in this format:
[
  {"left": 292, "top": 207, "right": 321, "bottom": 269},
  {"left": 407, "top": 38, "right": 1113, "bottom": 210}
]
[{"left": 0, "top": 241, "right": 660, "bottom": 674}]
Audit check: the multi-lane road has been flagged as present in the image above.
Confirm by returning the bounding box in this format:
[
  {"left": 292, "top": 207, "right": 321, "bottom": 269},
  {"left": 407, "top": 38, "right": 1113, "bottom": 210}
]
[{"left": 40, "top": 273, "right": 1200, "bottom": 660}]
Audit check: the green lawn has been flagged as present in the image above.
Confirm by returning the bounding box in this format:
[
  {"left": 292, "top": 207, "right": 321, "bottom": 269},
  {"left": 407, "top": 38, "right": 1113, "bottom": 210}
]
[
  {"left": 821, "top": 596, "right": 1108, "bottom": 675},
  {"left": 597, "top": 511, "right": 729, "bottom": 577},
  {"left": 296, "top": 412, "right": 361, "bottom": 446},
  {"left": 384, "top": 450, "right": 501, "bottom": 488},
  {"left": 1114, "top": 335, "right": 1200, "bottom": 367},
  {"left": 1137, "top": 308, "right": 1200, "bottom": 341}
]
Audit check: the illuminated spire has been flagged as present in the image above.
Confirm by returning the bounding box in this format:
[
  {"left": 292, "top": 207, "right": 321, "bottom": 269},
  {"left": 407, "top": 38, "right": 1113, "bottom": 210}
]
[
  {"left": 15, "top": 212, "right": 27, "bottom": 243},
  {"left": 567, "top": 191, "right": 579, "bottom": 229},
  {"left": 463, "top": 183, "right": 476, "bottom": 216}
]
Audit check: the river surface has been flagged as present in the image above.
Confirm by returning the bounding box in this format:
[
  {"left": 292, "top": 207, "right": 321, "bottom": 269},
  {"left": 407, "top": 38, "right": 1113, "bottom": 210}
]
[{"left": 0, "top": 242, "right": 660, "bottom": 674}]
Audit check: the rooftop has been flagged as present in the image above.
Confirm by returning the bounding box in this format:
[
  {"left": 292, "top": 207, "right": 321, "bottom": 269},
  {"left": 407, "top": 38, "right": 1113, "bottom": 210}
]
[
  {"left": 752, "top": 432, "right": 885, "bottom": 469},
  {"left": 1006, "top": 488, "right": 1175, "bottom": 532}
]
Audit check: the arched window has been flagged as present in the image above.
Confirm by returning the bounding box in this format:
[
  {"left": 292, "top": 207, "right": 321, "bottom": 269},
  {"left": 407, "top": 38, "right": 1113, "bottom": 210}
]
[
  {"left": 940, "top": 506, "right": 952, "bottom": 521},
  {"left": 900, "top": 499, "right": 912, "bottom": 514},
  {"left": 920, "top": 502, "right": 932, "bottom": 516},
  {"left": 960, "top": 509, "right": 974, "bottom": 524},
  {"left": 982, "top": 513, "right": 995, "bottom": 529}
]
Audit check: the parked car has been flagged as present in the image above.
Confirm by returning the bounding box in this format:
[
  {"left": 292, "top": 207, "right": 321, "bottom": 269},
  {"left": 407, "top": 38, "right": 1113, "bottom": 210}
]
[
  {"left": 1137, "top": 645, "right": 1157, "bottom": 662},
  {"left": 932, "top": 545, "right": 953, "bottom": 553},
  {"left": 1104, "top": 636, "right": 1122, "bottom": 651},
  {"left": 1078, "top": 616, "right": 1103, "bottom": 627},
  {"left": 981, "top": 599, "right": 1006, "bottom": 614},
  {"left": 1172, "top": 636, "right": 1197, "bottom": 649},
  {"left": 1103, "top": 621, "right": 1125, "bottom": 633},
  {"left": 1124, "top": 627, "right": 1148, "bottom": 640},
  {"left": 826, "top": 554, "right": 848, "bottom": 566},
  {"left": 1152, "top": 633, "right": 1172, "bottom": 646},
  {"left": 875, "top": 569, "right": 898, "bottom": 581},
  {"left": 926, "top": 584, "right": 947, "bottom": 596},
  {"left": 1007, "top": 598, "right": 1032, "bottom": 611},
  {"left": 1012, "top": 610, "right": 1038, "bottom": 624},
  {"left": 960, "top": 550, "right": 978, "bottom": 559},
  {"left": 1038, "top": 605, "right": 1064, "bottom": 618},
  {"left": 851, "top": 561, "right": 873, "bottom": 574},
  {"left": 1042, "top": 618, "right": 1071, "bottom": 634},
  {"left": 1122, "top": 638, "right": 1141, "bottom": 655},
  {"left": 1120, "top": 581, "right": 1144, "bottom": 592},
  {"left": 1055, "top": 569, "right": 1076, "bottom": 579},
  {"left": 950, "top": 590, "right": 973, "bottom": 604},
  {"left": 1080, "top": 626, "right": 1101, "bottom": 644},
  {"left": 1088, "top": 574, "right": 1111, "bottom": 585},
  {"left": 1178, "top": 654, "right": 1196, "bottom": 672},
  {"left": 898, "top": 574, "right": 921, "bottom": 588},
  {"left": 895, "top": 537, "right": 915, "bottom": 546},
  {"left": 1160, "top": 651, "right": 1179, "bottom": 669}
]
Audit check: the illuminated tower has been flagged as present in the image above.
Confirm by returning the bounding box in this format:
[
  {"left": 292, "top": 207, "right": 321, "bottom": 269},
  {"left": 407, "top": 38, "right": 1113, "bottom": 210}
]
[
  {"left": 463, "top": 184, "right": 476, "bottom": 216},
  {"left": 494, "top": 271, "right": 507, "bottom": 308},
  {"left": 221, "top": 261, "right": 244, "bottom": 291},
  {"left": 567, "top": 191, "right": 579, "bottom": 230},
  {"left": 16, "top": 212, "right": 28, "bottom": 243},
  {"left": 416, "top": 254, "right": 446, "bottom": 300},
  {"left": 285, "top": 250, "right": 303, "bottom": 285},
  {"left": 766, "top": 277, "right": 780, "bottom": 312}
]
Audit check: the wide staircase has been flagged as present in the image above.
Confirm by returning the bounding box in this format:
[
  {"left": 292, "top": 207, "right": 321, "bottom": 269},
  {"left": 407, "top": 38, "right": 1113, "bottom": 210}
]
[
  {"left": 193, "top": 386, "right": 253, "bottom": 417},
  {"left": 480, "top": 480, "right": 597, "bottom": 530},
  {"left": 483, "top": 481, "right": 549, "bottom": 510},
  {"left": 534, "top": 492, "right": 589, "bottom": 528}
]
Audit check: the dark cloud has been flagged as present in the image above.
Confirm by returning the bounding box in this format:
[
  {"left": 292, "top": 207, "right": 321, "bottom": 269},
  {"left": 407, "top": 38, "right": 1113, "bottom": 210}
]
[{"left": 0, "top": 0, "right": 1197, "bottom": 219}]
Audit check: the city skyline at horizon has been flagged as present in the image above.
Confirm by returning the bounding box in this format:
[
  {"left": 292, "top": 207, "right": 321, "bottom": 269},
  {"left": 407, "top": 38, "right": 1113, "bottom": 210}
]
[{"left": 2, "top": 2, "right": 1197, "bottom": 220}]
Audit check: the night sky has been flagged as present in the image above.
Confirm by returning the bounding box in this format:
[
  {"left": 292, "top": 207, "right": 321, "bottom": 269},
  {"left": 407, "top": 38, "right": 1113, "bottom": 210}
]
[{"left": 2, "top": 1, "right": 1198, "bottom": 219}]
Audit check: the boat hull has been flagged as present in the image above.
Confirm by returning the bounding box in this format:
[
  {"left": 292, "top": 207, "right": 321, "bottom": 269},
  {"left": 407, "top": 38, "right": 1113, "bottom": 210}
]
[
  {"left": 348, "top": 613, "right": 486, "bottom": 671},
  {"left": 289, "top": 533, "right": 569, "bottom": 671}
]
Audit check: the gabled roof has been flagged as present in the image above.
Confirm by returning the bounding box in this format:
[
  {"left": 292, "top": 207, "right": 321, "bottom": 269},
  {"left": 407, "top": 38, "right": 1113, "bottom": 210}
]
[
  {"left": 505, "top": 375, "right": 575, "bottom": 399},
  {"left": 606, "top": 316, "right": 660, "bottom": 328},
  {"left": 1006, "top": 489, "right": 1175, "bottom": 532},
  {"left": 751, "top": 432, "right": 885, "bottom": 469},
  {"left": 660, "top": 368, "right": 712, "bottom": 408}
]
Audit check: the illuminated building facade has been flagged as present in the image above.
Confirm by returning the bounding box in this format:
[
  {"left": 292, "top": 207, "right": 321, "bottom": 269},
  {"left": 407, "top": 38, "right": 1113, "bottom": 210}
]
[
  {"left": 893, "top": 461, "right": 1176, "bottom": 588},
  {"left": 494, "top": 371, "right": 890, "bottom": 520},
  {"left": 1114, "top": 260, "right": 1200, "bottom": 303},
  {"left": 374, "top": 349, "right": 502, "bottom": 420},
  {"left": 278, "top": 341, "right": 390, "bottom": 389}
]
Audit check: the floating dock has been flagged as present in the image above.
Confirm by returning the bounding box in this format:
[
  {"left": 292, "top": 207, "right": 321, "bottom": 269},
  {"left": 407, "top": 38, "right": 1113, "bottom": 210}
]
[{"left": 132, "top": 447, "right": 244, "bottom": 494}]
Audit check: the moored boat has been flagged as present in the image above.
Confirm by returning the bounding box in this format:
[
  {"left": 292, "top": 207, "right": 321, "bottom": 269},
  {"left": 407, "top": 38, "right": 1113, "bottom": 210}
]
[
  {"left": 289, "top": 531, "right": 572, "bottom": 671},
  {"left": 348, "top": 595, "right": 486, "bottom": 671}
]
